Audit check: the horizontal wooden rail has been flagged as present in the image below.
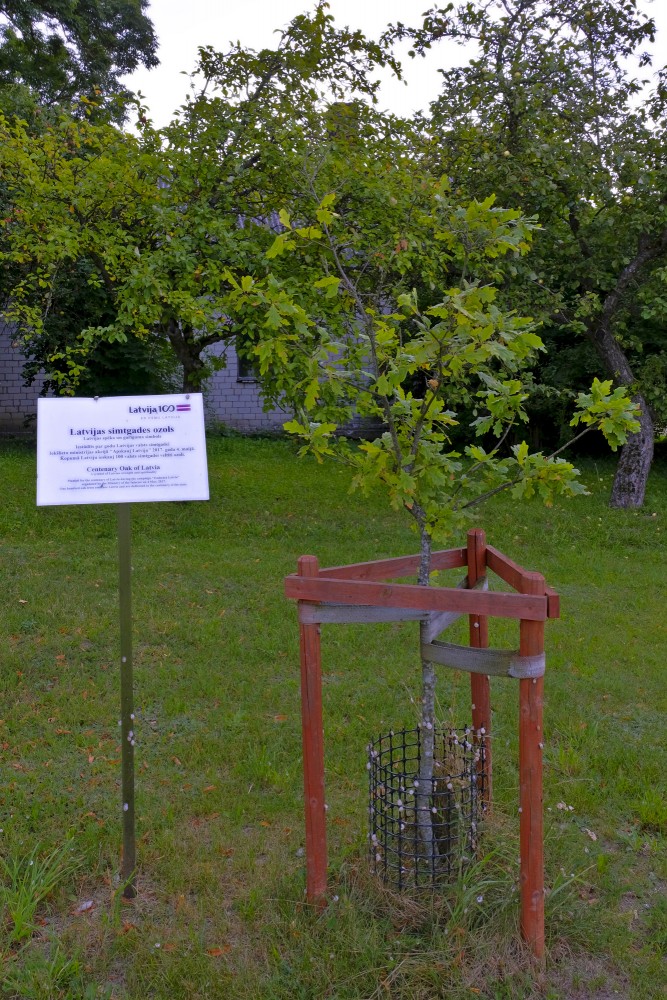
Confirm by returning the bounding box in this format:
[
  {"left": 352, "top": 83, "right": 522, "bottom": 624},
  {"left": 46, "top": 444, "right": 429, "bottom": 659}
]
[
  {"left": 285, "top": 575, "right": 548, "bottom": 621},
  {"left": 486, "top": 545, "right": 529, "bottom": 590},
  {"left": 318, "top": 547, "right": 467, "bottom": 581},
  {"left": 486, "top": 546, "right": 559, "bottom": 619}
]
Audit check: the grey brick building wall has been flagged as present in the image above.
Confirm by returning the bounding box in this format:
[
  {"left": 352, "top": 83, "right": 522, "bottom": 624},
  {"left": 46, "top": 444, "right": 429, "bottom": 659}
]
[
  {"left": 0, "top": 322, "right": 44, "bottom": 434},
  {"left": 203, "top": 342, "right": 292, "bottom": 433},
  {"left": 0, "top": 323, "right": 290, "bottom": 435}
]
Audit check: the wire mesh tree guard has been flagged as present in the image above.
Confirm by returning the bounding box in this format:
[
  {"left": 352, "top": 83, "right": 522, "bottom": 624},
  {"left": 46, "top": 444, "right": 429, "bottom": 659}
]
[
  {"left": 284, "top": 529, "right": 560, "bottom": 959},
  {"left": 368, "top": 726, "right": 486, "bottom": 891}
]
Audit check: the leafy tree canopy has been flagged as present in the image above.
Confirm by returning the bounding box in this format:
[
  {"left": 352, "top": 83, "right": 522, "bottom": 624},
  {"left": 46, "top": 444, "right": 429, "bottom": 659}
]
[
  {"left": 0, "top": 0, "right": 158, "bottom": 109},
  {"left": 0, "top": 4, "right": 404, "bottom": 391},
  {"left": 385, "top": 0, "right": 667, "bottom": 506}
]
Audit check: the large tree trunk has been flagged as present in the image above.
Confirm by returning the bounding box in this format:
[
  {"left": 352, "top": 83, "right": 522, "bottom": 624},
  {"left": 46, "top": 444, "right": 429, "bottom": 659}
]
[
  {"left": 609, "top": 393, "right": 654, "bottom": 508},
  {"left": 580, "top": 229, "right": 667, "bottom": 508},
  {"left": 165, "top": 319, "right": 208, "bottom": 392},
  {"left": 587, "top": 312, "right": 654, "bottom": 509}
]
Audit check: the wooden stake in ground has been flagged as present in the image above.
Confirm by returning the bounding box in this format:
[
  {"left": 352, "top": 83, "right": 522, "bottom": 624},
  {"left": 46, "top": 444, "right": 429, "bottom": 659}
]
[
  {"left": 117, "top": 503, "right": 137, "bottom": 898},
  {"left": 297, "top": 555, "right": 327, "bottom": 906},
  {"left": 519, "top": 570, "right": 546, "bottom": 958},
  {"left": 467, "top": 529, "right": 491, "bottom": 807}
]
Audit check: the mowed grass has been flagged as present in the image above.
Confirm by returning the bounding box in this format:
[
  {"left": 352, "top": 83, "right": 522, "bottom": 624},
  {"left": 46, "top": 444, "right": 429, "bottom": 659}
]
[{"left": 0, "top": 434, "right": 665, "bottom": 999}]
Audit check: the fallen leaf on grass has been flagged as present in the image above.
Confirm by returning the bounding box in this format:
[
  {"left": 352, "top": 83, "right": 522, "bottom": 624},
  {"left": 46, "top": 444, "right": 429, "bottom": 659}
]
[
  {"left": 121, "top": 922, "right": 137, "bottom": 934},
  {"left": 206, "top": 945, "right": 232, "bottom": 957},
  {"left": 259, "top": 820, "right": 271, "bottom": 828},
  {"left": 162, "top": 943, "right": 177, "bottom": 952},
  {"left": 273, "top": 714, "right": 287, "bottom": 722},
  {"left": 202, "top": 785, "right": 216, "bottom": 793}
]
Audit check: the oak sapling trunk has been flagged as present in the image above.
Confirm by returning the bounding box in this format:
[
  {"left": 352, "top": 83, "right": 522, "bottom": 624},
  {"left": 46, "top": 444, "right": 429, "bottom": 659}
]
[{"left": 416, "top": 524, "right": 437, "bottom": 860}]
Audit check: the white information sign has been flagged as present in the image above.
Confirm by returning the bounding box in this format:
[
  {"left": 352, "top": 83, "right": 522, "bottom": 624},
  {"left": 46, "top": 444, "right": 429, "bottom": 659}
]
[{"left": 37, "top": 393, "right": 209, "bottom": 506}]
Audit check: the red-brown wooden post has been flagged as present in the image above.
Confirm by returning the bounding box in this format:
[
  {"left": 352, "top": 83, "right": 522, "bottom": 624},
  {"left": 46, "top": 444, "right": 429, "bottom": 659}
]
[
  {"left": 297, "top": 555, "right": 328, "bottom": 906},
  {"left": 467, "top": 528, "right": 491, "bottom": 806},
  {"left": 518, "top": 570, "right": 546, "bottom": 959}
]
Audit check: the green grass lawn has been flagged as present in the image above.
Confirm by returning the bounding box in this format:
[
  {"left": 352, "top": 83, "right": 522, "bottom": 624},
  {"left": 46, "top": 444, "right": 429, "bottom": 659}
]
[{"left": 0, "top": 435, "right": 665, "bottom": 999}]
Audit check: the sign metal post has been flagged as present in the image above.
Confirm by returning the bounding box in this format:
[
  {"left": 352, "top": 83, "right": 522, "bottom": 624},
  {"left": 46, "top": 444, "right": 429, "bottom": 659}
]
[{"left": 117, "top": 503, "right": 136, "bottom": 897}]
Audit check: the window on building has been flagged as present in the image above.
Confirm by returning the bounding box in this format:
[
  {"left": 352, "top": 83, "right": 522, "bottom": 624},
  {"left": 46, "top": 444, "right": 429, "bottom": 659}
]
[{"left": 236, "top": 354, "right": 258, "bottom": 382}]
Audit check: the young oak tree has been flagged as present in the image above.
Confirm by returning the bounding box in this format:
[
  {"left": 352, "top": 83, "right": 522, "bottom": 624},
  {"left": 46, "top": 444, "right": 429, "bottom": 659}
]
[{"left": 225, "top": 106, "right": 639, "bottom": 854}]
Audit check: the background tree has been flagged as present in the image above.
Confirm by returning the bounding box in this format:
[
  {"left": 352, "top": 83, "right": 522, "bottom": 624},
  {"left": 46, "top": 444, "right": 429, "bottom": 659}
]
[
  {"left": 20, "top": 257, "right": 179, "bottom": 398},
  {"left": 0, "top": 1, "right": 160, "bottom": 392},
  {"left": 388, "top": 0, "right": 666, "bottom": 507},
  {"left": 0, "top": 4, "right": 403, "bottom": 394},
  {"left": 0, "top": 0, "right": 158, "bottom": 112}
]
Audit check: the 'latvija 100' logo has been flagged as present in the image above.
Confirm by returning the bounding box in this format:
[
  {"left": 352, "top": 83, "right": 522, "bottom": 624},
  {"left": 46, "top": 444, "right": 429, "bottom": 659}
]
[{"left": 128, "top": 403, "right": 191, "bottom": 414}]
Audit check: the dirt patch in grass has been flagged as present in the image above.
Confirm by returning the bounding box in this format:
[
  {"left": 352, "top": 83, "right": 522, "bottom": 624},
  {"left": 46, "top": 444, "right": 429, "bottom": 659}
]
[{"left": 547, "top": 948, "right": 630, "bottom": 999}]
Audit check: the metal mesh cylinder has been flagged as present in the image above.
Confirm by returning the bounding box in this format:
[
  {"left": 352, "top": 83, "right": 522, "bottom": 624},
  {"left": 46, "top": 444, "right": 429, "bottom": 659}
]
[{"left": 368, "top": 727, "right": 486, "bottom": 891}]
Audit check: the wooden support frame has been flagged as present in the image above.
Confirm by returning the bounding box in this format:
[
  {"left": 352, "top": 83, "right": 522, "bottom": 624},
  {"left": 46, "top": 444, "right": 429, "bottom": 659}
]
[{"left": 285, "top": 530, "right": 558, "bottom": 957}]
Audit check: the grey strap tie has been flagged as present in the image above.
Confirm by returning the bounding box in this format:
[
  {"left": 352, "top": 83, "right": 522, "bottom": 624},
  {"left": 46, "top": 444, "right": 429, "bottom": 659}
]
[{"left": 420, "top": 639, "right": 546, "bottom": 679}]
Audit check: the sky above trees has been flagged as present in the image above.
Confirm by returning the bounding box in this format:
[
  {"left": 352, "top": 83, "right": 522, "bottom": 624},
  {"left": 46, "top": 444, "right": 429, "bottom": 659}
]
[
  {"left": 117, "top": 0, "right": 450, "bottom": 123},
  {"left": 120, "top": 0, "right": 667, "bottom": 126}
]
